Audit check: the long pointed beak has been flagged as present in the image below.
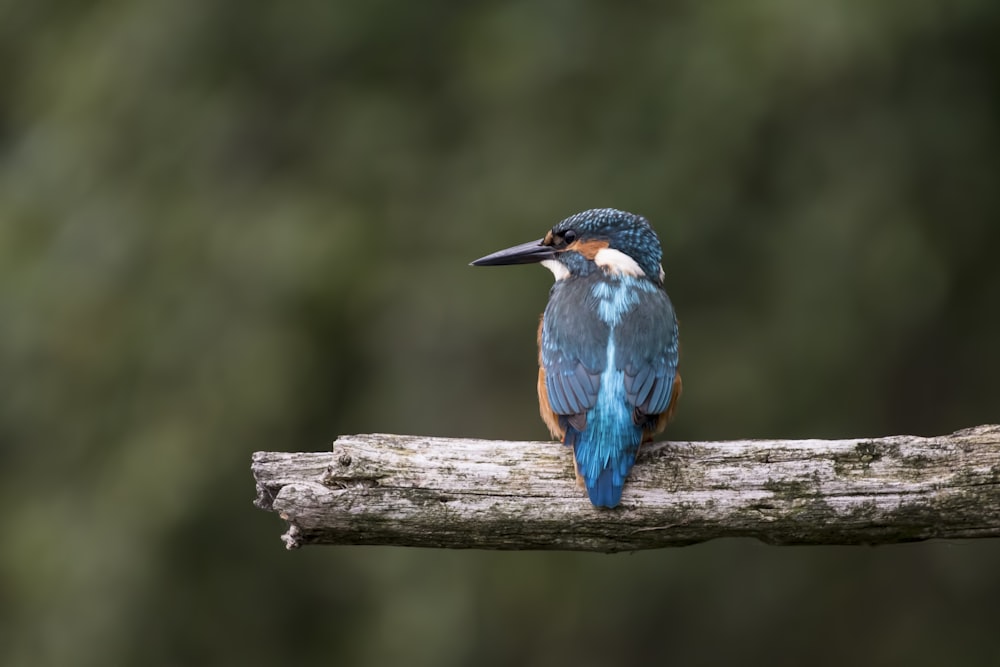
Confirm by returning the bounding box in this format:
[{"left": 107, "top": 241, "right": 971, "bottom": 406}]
[{"left": 470, "top": 239, "right": 554, "bottom": 266}]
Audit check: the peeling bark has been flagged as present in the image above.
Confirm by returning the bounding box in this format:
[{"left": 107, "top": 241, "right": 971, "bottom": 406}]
[{"left": 252, "top": 425, "right": 1000, "bottom": 552}]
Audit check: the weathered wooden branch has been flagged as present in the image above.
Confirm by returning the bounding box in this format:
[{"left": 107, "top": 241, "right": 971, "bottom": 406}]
[{"left": 252, "top": 424, "right": 1000, "bottom": 552}]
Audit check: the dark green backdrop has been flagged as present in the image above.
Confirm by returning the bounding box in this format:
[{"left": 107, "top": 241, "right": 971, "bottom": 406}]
[{"left": 2, "top": 2, "right": 999, "bottom": 665}]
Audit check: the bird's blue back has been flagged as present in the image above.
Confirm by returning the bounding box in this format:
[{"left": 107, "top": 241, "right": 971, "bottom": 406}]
[{"left": 541, "top": 256, "right": 679, "bottom": 507}]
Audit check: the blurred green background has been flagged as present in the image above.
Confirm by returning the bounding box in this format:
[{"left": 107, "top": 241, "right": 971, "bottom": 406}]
[{"left": 3, "top": 1, "right": 1000, "bottom": 665}]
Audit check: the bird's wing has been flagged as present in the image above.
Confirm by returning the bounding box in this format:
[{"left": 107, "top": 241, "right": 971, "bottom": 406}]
[
  {"left": 619, "top": 288, "right": 680, "bottom": 422},
  {"left": 540, "top": 278, "right": 679, "bottom": 432},
  {"left": 541, "top": 341, "right": 603, "bottom": 419},
  {"left": 539, "top": 281, "right": 607, "bottom": 426}
]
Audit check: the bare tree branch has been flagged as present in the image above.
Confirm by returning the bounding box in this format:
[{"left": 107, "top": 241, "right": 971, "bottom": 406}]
[{"left": 252, "top": 425, "right": 1000, "bottom": 552}]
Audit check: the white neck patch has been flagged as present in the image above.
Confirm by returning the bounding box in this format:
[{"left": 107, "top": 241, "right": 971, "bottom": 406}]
[
  {"left": 541, "top": 259, "right": 570, "bottom": 281},
  {"left": 594, "top": 247, "right": 645, "bottom": 277}
]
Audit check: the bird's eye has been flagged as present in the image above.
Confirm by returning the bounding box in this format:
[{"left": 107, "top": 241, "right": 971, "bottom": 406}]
[{"left": 562, "top": 230, "right": 577, "bottom": 245}]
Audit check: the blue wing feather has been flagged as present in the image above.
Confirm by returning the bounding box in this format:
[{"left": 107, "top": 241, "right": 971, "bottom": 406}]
[
  {"left": 540, "top": 278, "right": 607, "bottom": 421},
  {"left": 621, "top": 289, "right": 679, "bottom": 419}
]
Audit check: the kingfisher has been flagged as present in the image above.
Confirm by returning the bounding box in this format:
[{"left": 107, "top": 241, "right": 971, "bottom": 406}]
[{"left": 471, "top": 208, "right": 681, "bottom": 508}]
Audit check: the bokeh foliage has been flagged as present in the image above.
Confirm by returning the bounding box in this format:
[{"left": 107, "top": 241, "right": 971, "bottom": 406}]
[{"left": 2, "top": 1, "right": 999, "bottom": 665}]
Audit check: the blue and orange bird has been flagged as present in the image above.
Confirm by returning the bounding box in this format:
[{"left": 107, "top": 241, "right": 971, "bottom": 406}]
[{"left": 472, "top": 208, "right": 681, "bottom": 508}]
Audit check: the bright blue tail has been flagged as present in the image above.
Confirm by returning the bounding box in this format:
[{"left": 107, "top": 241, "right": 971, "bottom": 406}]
[
  {"left": 568, "top": 418, "right": 643, "bottom": 509},
  {"left": 588, "top": 459, "right": 631, "bottom": 508},
  {"left": 559, "top": 337, "right": 645, "bottom": 508}
]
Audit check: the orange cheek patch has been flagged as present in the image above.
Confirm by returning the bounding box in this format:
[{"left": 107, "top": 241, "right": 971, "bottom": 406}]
[{"left": 566, "top": 239, "right": 609, "bottom": 259}]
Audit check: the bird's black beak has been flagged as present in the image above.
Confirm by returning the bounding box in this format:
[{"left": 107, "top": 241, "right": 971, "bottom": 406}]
[{"left": 470, "top": 239, "right": 555, "bottom": 266}]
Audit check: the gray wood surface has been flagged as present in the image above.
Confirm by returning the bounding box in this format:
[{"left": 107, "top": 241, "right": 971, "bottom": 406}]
[{"left": 252, "top": 425, "right": 1000, "bottom": 552}]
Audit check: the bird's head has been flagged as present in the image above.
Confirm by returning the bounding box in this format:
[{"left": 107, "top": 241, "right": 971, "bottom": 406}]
[{"left": 471, "top": 208, "right": 664, "bottom": 285}]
